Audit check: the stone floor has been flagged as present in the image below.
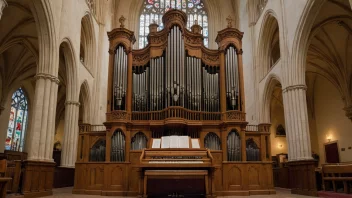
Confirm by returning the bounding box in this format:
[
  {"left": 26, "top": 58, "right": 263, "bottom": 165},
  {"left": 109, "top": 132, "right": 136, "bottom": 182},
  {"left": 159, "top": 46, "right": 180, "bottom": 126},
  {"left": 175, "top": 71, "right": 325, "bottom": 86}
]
[{"left": 36, "top": 187, "right": 315, "bottom": 198}]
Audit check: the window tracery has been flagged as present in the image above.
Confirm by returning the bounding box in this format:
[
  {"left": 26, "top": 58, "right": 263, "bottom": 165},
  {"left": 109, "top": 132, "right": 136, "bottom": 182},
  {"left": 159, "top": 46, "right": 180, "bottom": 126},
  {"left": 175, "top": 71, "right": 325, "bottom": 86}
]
[
  {"left": 139, "top": 0, "right": 209, "bottom": 48},
  {"left": 6, "top": 88, "right": 28, "bottom": 152}
]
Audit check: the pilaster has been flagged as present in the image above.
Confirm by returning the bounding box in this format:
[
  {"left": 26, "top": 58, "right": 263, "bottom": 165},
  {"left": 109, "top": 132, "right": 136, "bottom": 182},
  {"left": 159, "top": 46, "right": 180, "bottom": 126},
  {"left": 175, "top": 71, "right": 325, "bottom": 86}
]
[{"left": 282, "top": 84, "right": 313, "bottom": 161}]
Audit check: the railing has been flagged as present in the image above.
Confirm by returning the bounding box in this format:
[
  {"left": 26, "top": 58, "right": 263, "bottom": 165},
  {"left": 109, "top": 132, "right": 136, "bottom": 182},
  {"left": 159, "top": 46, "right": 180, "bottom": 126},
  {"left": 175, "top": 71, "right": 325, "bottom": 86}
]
[
  {"left": 246, "top": 125, "right": 259, "bottom": 132},
  {"left": 131, "top": 107, "right": 222, "bottom": 121},
  {"left": 79, "top": 124, "right": 106, "bottom": 133},
  {"left": 106, "top": 108, "right": 245, "bottom": 122},
  {"left": 245, "top": 124, "right": 271, "bottom": 133}
]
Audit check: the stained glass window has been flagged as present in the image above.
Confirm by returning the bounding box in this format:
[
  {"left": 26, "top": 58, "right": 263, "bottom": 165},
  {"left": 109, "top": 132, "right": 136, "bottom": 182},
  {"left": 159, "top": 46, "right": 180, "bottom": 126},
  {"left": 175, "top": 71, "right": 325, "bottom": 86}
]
[
  {"left": 139, "top": 0, "right": 209, "bottom": 48},
  {"left": 6, "top": 88, "right": 28, "bottom": 152}
]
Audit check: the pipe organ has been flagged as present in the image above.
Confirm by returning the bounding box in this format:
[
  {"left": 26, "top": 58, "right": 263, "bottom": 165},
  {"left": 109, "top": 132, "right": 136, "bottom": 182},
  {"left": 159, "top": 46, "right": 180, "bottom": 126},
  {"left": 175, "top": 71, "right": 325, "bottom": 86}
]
[{"left": 74, "top": 10, "right": 274, "bottom": 197}]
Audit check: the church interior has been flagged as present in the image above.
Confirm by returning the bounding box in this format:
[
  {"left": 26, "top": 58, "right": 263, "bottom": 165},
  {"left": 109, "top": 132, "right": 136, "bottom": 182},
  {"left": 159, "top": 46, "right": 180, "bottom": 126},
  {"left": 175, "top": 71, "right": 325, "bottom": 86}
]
[{"left": 0, "top": 0, "right": 351, "bottom": 197}]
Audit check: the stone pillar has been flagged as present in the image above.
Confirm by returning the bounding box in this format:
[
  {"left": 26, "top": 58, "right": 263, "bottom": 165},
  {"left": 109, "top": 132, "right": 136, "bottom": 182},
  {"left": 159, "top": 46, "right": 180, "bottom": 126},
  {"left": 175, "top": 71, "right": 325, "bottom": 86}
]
[
  {"left": 61, "top": 101, "right": 80, "bottom": 167},
  {"left": 282, "top": 84, "right": 313, "bottom": 161},
  {"left": 0, "top": 0, "right": 7, "bottom": 20},
  {"left": 27, "top": 73, "right": 59, "bottom": 161}
]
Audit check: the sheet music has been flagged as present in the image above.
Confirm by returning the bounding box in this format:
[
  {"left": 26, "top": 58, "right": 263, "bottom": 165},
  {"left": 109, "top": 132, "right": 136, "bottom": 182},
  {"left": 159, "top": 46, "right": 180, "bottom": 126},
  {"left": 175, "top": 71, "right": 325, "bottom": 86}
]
[
  {"left": 152, "top": 139, "right": 161, "bottom": 148},
  {"left": 178, "top": 136, "right": 190, "bottom": 148},
  {"left": 169, "top": 136, "right": 179, "bottom": 148},
  {"left": 161, "top": 136, "right": 170, "bottom": 148},
  {"left": 191, "top": 139, "right": 200, "bottom": 148}
]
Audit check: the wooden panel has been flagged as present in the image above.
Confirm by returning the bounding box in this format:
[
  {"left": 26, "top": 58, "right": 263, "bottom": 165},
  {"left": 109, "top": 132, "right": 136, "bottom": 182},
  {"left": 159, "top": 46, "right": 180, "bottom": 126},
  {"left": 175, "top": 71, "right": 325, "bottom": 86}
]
[
  {"left": 248, "top": 165, "right": 260, "bottom": 189},
  {"left": 21, "top": 160, "right": 55, "bottom": 198},
  {"left": 87, "top": 164, "right": 104, "bottom": 190},
  {"left": 53, "top": 167, "right": 75, "bottom": 188},
  {"left": 225, "top": 164, "right": 243, "bottom": 190},
  {"left": 74, "top": 164, "right": 87, "bottom": 190},
  {"left": 104, "top": 164, "right": 126, "bottom": 191},
  {"left": 288, "top": 160, "right": 317, "bottom": 196}
]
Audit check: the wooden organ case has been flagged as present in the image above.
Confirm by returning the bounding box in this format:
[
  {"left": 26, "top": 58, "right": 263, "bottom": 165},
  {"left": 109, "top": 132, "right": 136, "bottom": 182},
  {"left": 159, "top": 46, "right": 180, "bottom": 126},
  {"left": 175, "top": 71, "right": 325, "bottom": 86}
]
[{"left": 73, "top": 10, "right": 275, "bottom": 197}]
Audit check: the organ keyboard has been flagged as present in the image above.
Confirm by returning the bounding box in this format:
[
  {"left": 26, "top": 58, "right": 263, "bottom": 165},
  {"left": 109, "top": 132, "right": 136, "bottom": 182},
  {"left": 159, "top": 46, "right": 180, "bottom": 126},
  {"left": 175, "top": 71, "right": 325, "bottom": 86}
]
[
  {"left": 138, "top": 142, "right": 215, "bottom": 197},
  {"left": 140, "top": 148, "right": 213, "bottom": 168}
]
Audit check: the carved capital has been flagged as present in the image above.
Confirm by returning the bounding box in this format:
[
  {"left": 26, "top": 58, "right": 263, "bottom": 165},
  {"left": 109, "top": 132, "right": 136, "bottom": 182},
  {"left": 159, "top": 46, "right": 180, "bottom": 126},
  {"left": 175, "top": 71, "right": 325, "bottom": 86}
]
[
  {"left": 65, "top": 101, "right": 80, "bottom": 106},
  {"left": 283, "top": 84, "right": 307, "bottom": 93},
  {"left": 35, "top": 73, "right": 60, "bottom": 84},
  {"left": 343, "top": 105, "right": 352, "bottom": 121}
]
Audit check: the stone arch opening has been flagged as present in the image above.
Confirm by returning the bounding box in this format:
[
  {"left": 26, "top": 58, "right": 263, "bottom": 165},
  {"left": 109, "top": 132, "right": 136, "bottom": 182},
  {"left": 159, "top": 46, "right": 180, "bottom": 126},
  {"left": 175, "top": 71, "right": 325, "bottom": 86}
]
[
  {"left": 257, "top": 12, "right": 281, "bottom": 79},
  {"left": 79, "top": 80, "right": 91, "bottom": 124},
  {"left": 80, "top": 14, "right": 96, "bottom": 74}
]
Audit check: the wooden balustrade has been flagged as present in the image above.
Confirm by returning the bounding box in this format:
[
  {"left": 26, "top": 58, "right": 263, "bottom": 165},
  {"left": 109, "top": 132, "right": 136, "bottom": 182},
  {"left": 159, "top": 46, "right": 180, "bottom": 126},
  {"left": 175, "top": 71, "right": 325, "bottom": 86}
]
[
  {"left": 79, "top": 124, "right": 106, "bottom": 133},
  {"left": 246, "top": 125, "right": 259, "bottom": 132}
]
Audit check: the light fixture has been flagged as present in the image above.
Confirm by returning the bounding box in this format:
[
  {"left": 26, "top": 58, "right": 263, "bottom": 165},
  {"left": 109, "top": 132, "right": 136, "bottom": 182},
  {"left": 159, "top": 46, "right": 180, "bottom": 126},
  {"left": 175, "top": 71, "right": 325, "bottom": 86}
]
[
  {"left": 326, "top": 135, "right": 332, "bottom": 142},
  {"left": 278, "top": 143, "right": 283, "bottom": 148}
]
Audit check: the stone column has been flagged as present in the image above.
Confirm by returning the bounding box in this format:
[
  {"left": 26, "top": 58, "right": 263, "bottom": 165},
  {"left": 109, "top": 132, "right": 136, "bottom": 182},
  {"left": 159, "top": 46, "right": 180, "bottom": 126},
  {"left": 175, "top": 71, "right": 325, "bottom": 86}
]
[
  {"left": 27, "top": 73, "right": 59, "bottom": 161},
  {"left": 61, "top": 101, "right": 80, "bottom": 167},
  {"left": 282, "top": 85, "right": 313, "bottom": 161},
  {"left": 0, "top": 0, "right": 7, "bottom": 20}
]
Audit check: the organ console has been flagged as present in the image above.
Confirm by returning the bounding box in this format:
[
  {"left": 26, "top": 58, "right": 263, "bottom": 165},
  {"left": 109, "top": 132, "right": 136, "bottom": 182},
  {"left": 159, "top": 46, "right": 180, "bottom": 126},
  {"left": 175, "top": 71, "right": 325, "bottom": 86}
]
[{"left": 74, "top": 9, "right": 275, "bottom": 197}]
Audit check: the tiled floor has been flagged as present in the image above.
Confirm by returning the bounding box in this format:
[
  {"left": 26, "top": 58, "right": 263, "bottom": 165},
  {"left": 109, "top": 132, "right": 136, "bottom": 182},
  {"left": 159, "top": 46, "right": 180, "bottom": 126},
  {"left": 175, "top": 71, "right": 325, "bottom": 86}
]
[{"left": 35, "top": 187, "right": 315, "bottom": 198}]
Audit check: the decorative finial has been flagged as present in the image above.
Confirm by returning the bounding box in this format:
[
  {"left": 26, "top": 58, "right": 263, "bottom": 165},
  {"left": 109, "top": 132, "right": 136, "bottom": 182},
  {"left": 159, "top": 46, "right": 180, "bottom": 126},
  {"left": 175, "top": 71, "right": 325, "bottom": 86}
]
[
  {"left": 152, "top": 19, "right": 157, "bottom": 24},
  {"left": 226, "top": 15, "right": 233, "bottom": 28},
  {"left": 119, "top": 15, "right": 126, "bottom": 28},
  {"left": 195, "top": 19, "right": 198, "bottom": 25}
]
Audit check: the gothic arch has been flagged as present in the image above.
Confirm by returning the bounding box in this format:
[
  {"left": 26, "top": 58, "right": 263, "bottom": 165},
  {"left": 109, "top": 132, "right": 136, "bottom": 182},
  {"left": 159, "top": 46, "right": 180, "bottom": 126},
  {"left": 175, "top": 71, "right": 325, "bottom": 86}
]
[
  {"left": 79, "top": 80, "right": 91, "bottom": 124},
  {"left": 261, "top": 74, "right": 282, "bottom": 123},
  {"left": 80, "top": 13, "right": 97, "bottom": 75},
  {"left": 257, "top": 10, "right": 282, "bottom": 80},
  {"left": 59, "top": 38, "right": 79, "bottom": 102},
  {"left": 32, "top": 0, "right": 58, "bottom": 75},
  {"left": 289, "top": 0, "right": 325, "bottom": 86}
]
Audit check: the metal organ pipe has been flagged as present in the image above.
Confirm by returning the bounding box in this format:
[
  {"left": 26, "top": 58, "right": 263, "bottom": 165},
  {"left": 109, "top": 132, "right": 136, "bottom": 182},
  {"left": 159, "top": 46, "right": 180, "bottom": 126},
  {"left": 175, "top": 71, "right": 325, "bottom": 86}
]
[
  {"left": 113, "top": 46, "right": 128, "bottom": 110},
  {"left": 225, "top": 46, "right": 239, "bottom": 110}
]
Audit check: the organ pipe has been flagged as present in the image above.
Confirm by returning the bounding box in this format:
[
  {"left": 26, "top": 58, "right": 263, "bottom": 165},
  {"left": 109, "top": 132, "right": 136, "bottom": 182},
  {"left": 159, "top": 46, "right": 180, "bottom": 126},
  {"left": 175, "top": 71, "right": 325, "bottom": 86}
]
[
  {"left": 113, "top": 46, "right": 128, "bottom": 110},
  {"left": 111, "top": 130, "right": 125, "bottom": 162},
  {"left": 225, "top": 46, "right": 240, "bottom": 111}
]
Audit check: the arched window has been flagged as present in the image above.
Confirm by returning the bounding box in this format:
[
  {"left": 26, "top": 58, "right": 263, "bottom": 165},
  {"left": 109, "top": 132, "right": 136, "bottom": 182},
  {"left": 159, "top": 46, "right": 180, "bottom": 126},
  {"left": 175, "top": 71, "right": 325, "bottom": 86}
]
[
  {"left": 139, "top": 0, "right": 209, "bottom": 48},
  {"left": 6, "top": 88, "right": 28, "bottom": 152}
]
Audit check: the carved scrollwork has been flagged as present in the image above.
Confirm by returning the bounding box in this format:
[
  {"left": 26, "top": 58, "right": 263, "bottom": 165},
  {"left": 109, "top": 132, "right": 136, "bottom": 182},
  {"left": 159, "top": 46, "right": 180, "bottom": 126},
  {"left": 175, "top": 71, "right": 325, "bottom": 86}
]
[
  {"left": 133, "top": 50, "right": 150, "bottom": 66},
  {"left": 202, "top": 51, "right": 220, "bottom": 66},
  {"left": 226, "top": 111, "right": 246, "bottom": 121},
  {"left": 106, "top": 111, "right": 129, "bottom": 122}
]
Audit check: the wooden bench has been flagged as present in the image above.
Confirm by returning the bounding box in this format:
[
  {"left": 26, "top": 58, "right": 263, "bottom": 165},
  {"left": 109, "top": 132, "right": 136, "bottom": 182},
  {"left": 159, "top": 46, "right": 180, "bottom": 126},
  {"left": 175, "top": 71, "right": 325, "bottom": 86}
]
[{"left": 322, "top": 164, "right": 352, "bottom": 194}]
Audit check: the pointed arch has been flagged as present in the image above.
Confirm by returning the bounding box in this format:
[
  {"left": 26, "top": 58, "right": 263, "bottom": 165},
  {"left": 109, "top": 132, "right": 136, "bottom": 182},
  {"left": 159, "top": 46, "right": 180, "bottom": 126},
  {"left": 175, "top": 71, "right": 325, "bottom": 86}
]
[
  {"left": 289, "top": 0, "right": 325, "bottom": 86},
  {"left": 257, "top": 10, "right": 281, "bottom": 80},
  {"left": 31, "top": 0, "right": 58, "bottom": 75},
  {"left": 261, "top": 74, "right": 282, "bottom": 123},
  {"left": 80, "top": 13, "right": 97, "bottom": 75},
  {"left": 79, "top": 80, "right": 91, "bottom": 124},
  {"left": 59, "top": 38, "right": 79, "bottom": 101}
]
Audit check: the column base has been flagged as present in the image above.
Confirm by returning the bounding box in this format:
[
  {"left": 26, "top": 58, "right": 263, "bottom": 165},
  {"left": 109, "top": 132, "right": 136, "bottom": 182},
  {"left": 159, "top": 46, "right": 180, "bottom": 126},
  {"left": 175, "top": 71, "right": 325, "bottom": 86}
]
[
  {"left": 288, "top": 160, "right": 318, "bottom": 197},
  {"left": 21, "top": 160, "right": 56, "bottom": 198}
]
